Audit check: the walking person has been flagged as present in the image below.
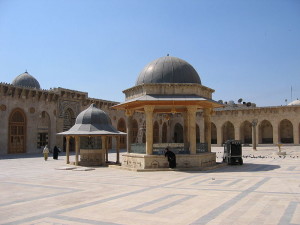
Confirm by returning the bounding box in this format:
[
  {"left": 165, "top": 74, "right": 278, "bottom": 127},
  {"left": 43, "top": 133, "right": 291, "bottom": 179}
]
[
  {"left": 52, "top": 145, "right": 60, "bottom": 160},
  {"left": 43, "top": 145, "right": 49, "bottom": 161}
]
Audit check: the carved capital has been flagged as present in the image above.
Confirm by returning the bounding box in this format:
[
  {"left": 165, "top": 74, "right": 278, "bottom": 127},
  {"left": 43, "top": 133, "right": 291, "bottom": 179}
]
[
  {"left": 144, "top": 105, "right": 155, "bottom": 114},
  {"left": 125, "top": 109, "right": 134, "bottom": 117}
]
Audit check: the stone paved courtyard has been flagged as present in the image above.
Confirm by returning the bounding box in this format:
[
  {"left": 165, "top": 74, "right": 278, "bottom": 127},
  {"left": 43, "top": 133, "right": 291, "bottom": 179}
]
[{"left": 0, "top": 146, "right": 300, "bottom": 225}]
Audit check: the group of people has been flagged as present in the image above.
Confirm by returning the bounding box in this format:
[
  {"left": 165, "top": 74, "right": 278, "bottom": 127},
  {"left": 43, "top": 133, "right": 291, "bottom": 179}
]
[{"left": 43, "top": 145, "right": 61, "bottom": 161}]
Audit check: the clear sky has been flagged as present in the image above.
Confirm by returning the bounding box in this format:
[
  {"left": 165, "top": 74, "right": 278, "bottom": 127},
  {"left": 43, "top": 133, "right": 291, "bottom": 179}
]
[{"left": 0, "top": 0, "right": 299, "bottom": 106}]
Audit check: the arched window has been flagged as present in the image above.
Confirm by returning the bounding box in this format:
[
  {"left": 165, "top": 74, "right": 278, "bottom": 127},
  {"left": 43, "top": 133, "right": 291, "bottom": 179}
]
[
  {"left": 279, "top": 119, "right": 293, "bottom": 143},
  {"left": 37, "top": 111, "right": 51, "bottom": 148},
  {"left": 162, "top": 122, "right": 167, "bottom": 143},
  {"left": 118, "top": 118, "right": 127, "bottom": 148},
  {"left": 240, "top": 121, "right": 252, "bottom": 144},
  {"left": 259, "top": 120, "right": 273, "bottom": 144},
  {"left": 153, "top": 121, "right": 159, "bottom": 143},
  {"left": 211, "top": 122, "right": 217, "bottom": 144},
  {"left": 9, "top": 109, "right": 26, "bottom": 154},
  {"left": 222, "top": 121, "right": 235, "bottom": 143},
  {"left": 174, "top": 123, "right": 183, "bottom": 143}
]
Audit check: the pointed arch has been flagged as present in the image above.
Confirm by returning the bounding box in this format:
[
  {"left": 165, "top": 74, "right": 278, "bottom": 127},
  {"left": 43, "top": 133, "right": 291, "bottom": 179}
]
[
  {"left": 240, "top": 121, "right": 252, "bottom": 144},
  {"left": 211, "top": 122, "right": 217, "bottom": 144},
  {"left": 174, "top": 123, "right": 183, "bottom": 143},
  {"left": 63, "top": 108, "right": 75, "bottom": 151},
  {"left": 153, "top": 121, "right": 159, "bottom": 143},
  {"left": 162, "top": 122, "right": 167, "bottom": 143},
  {"left": 279, "top": 119, "right": 293, "bottom": 143},
  {"left": 132, "top": 119, "right": 138, "bottom": 143},
  {"left": 9, "top": 108, "right": 26, "bottom": 154},
  {"left": 222, "top": 121, "right": 235, "bottom": 143},
  {"left": 117, "top": 118, "right": 127, "bottom": 148},
  {"left": 259, "top": 120, "right": 273, "bottom": 144}
]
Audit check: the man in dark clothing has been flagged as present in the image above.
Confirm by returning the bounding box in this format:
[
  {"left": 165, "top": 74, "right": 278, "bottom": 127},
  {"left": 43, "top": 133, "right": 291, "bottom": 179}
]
[
  {"left": 53, "top": 146, "right": 60, "bottom": 160},
  {"left": 165, "top": 147, "right": 176, "bottom": 168}
]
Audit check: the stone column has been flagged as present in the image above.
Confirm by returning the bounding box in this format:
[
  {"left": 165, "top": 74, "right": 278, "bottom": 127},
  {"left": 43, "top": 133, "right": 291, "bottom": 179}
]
[
  {"left": 216, "top": 124, "right": 222, "bottom": 146},
  {"left": 187, "top": 106, "right": 197, "bottom": 154},
  {"left": 252, "top": 120, "right": 258, "bottom": 150},
  {"left": 116, "top": 136, "right": 120, "bottom": 163},
  {"left": 125, "top": 110, "right": 134, "bottom": 153},
  {"left": 273, "top": 122, "right": 279, "bottom": 144},
  {"left": 102, "top": 136, "right": 107, "bottom": 161},
  {"left": 183, "top": 111, "right": 189, "bottom": 150},
  {"left": 66, "top": 136, "right": 70, "bottom": 164},
  {"left": 203, "top": 108, "right": 212, "bottom": 152},
  {"left": 144, "top": 105, "right": 155, "bottom": 155},
  {"left": 293, "top": 122, "right": 299, "bottom": 145},
  {"left": 235, "top": 122, "right": 241, "bottom": 141},
  {"left": 75, "top": 136, "right": 80, "bottom": 166}
]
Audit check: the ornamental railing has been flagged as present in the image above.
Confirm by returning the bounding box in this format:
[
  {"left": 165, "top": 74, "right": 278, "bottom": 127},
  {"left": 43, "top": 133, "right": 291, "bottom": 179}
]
[
  {"left": 130, "top": 143, "right": 146, "bottom": 154},
  {"left": 196, "top": 143, "right": 208, "bottom": 153}
]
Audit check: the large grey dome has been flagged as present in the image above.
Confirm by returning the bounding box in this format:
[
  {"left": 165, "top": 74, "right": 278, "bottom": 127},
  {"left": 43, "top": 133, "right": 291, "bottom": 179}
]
[
  {"left": 12, "top": 72, "right": 41, "bottom": 89},
  {"left": 135, "top": 56, "right": 201, "bottom": 85}
]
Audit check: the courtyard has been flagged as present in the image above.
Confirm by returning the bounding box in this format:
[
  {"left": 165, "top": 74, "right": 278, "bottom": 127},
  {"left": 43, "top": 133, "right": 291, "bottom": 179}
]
[{"left": 0, "top": 146, "right": 300, "bottom": 225}]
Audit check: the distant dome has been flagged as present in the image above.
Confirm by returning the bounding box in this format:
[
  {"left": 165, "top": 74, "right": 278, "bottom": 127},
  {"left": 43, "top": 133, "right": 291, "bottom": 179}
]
[
  {"left": 12, "top": 71, "right": 40, "bottom": 89},
  {"left": 288, "top": 99, "right": 300, "bottom": 106},
  {"left": 135, "top": 56, "right": 201, "bottom": 85}
]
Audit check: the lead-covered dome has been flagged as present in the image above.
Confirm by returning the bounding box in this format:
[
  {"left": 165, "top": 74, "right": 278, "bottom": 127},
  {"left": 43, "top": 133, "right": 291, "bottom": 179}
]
[
  {"left": 12, "top": 71, "right": 40, "bottom": 89},
  {"left": 135, "top": 56, "right": 201, "bottom": 85},
  {"left": 58, "top": 104, "right": 125, "bottom": 135}
]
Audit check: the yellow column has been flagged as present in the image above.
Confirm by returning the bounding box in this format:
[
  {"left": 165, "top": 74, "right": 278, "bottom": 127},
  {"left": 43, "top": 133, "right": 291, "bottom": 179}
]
[
  {"left": 252, "top": 120, "right": 258, "bottom": 150},
  {"left": 75, "top": 136, "right": 80, "bottom": 166},
  {"left": 187, "top": 106, "right": 197, "bottom": 154},
  {"left": 125, "top": 110, "right": 134, "bottom": 153},
  {"left": 66, "top": 136, "right": 70, "bottom": 164},
  {"left": 203, "top": 108, "right": 212, "bottom": 153},
  {"left": 144, "top": 105, "right": 155, "bottom": 155}
]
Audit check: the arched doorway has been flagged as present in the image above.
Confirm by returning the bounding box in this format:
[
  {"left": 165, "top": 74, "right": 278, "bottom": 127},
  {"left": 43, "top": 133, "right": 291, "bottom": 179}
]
[
  {"left": 240, "top": 121, "right": 252, "bottom": 144},
  {"left": 37, "top": 111, "right": 51, "bottom": 149},
  {"left": 222, "top": 121, "right": 234, "bottom": 143},
  {"left": 259, "top": 120, "right": 273, "bottom": 144},
  {"left": 211, "top": 122, "right": 217, "bottom": 144},
  {"left": 117, "top": 118, "right": 126, "bottom": 149},
  {"left": 153, "top": 121, "right": 159, "bottom": 143},
  {"left": 9, "top": 109, "right": 26, "bottom": 154},
  {"left": 174, "top": 123, "right": 183, "bottom": 143},
  {"left": 63, "top": 108, "right": 75, "bottom": 151},
  {"left": 162, "top": 122, "right": 167, "bottom": 143},
  {"left": 279, "top": 119, "right": 293, "bottom": 143},
  {"left": 132, "top": 119, "right": 138, "bottom": 143}
]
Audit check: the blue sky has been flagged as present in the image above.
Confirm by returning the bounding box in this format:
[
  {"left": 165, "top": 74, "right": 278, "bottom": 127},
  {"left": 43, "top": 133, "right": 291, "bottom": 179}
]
[{"left": 0, "top": 0, "right": 299, "bottom": 106}]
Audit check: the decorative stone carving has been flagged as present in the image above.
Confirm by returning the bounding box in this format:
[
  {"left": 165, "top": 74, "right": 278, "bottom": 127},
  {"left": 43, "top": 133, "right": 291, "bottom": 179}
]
[
  {"left": 58, "top": 100, "right": 80, "bottom": 118},
  {"left": 0, "top": 104, "right": 6, "bottom": 111},
  {"left": 29, "top": 107, "right": 35, "bottom": 114}
]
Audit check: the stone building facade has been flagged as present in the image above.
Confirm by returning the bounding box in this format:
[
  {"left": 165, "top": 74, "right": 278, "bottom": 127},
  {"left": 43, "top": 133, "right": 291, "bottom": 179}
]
[{"left": 0, "top": 71, "right": 299, "bottom": 155}]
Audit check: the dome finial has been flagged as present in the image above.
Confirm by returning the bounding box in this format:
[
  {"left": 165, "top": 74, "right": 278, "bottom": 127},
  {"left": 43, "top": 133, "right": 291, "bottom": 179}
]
[
  {"left": 25, "top": 69, "right": 28, "bottom": 73},
  {"left": 167, "top": 54, "right": 169, "bottom": 56}
]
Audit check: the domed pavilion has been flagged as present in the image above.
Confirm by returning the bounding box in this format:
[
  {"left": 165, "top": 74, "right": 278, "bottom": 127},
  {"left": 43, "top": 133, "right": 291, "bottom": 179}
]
[
  {"left": 58, "top": 104, "right": 126, "bottom": 166},
  {"left": 113, "top": 56, "right": 223, "bottom": 170}
]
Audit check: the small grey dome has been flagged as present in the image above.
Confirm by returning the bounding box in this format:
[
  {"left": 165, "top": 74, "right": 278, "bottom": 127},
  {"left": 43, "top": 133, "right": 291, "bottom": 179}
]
[
  {"left": 12, "top": 72, "right": 41, "bottom": 89},
  {"left": 135, "top": 56, "right": 201, "bottom": 85},
  {"left": 76, "top": 104, "right": 111, "bottom": 126}
]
